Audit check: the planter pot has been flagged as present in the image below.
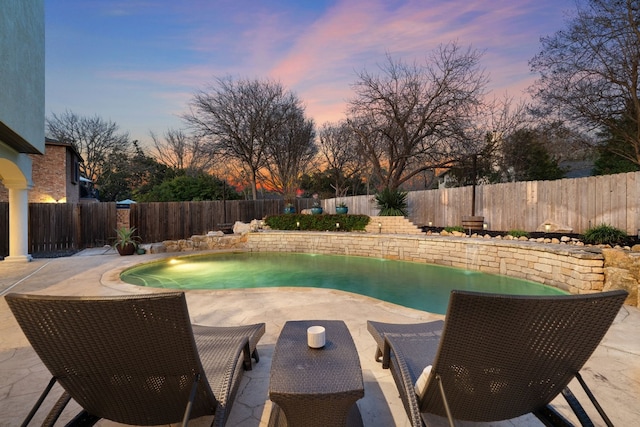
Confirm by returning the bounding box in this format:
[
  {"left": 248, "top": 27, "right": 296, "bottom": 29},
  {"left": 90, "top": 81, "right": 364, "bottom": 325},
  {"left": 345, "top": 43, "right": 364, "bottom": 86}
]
[
  {"left": 311, "top": 207, "right": 323, "bottom": 215},
  {"left": 284, "top": 206, "right": 296, "bottom": 214},
  {"left": 336, "top": 206, "right": 348, "bottom": 214},
  {"left": 116, "top": 243, "right": 136, "bottom": 256}
]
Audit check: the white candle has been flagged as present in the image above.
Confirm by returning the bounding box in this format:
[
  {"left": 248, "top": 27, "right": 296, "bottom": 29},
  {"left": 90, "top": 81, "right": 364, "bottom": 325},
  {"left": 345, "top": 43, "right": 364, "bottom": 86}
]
[{"left": 307, "top": 326, "right": 326, "bottom": 348}]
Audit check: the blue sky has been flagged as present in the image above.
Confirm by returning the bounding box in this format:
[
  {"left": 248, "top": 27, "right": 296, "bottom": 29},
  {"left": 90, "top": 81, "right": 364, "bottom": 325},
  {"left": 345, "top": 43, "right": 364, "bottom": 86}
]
[{"left": 45, "top": 0, "right": 576, "bottom": 146}]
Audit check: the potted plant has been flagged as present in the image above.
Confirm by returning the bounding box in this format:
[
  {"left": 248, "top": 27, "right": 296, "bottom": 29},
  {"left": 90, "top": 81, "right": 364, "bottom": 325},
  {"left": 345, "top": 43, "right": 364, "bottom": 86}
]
[
  {"left": 310, "top": 193, "right": 323, "bottom": 215},
  {"left": 336, "top": 202, "right": 348, "bottom": 214},
  {"left": 113, "top": 226, "right": 140, "bottom": 256}
]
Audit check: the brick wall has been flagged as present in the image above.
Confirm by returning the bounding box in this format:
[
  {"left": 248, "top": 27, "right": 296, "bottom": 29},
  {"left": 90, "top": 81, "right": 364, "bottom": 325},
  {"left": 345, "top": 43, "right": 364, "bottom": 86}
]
[
  {"left": 0, "top": 143, "right": 79, "bottom": 203},
  {"left": 30, "top": 144, "right": 66, "bottom": 202}
]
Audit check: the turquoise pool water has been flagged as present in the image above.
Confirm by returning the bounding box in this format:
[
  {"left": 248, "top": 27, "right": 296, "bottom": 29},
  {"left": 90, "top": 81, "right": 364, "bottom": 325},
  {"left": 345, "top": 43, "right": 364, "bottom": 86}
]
[{"left": 121, "top": 252, "right": 566, "bottom": 314}]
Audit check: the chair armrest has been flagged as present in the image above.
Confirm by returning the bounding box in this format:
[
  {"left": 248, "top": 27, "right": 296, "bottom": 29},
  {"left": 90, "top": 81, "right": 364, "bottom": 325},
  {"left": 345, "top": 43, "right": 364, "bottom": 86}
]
[
  {"left": 384, "top": 335, "right": 424, "bottom": 427},
  {"left": 210, "top": 336, "right": 251, "bottom": 424}
]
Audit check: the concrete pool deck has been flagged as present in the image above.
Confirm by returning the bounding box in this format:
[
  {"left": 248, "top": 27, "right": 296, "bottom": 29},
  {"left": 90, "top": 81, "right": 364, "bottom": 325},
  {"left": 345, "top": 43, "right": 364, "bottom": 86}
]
[{"left": 1, "top": 248, "right": 639, "bottom": 426}]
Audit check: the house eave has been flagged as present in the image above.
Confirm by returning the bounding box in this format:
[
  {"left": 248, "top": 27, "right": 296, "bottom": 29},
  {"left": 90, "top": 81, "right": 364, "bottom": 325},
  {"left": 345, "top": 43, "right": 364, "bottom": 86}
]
[{"left": 0, "top": 121, "right": 42, "bottom": 155}]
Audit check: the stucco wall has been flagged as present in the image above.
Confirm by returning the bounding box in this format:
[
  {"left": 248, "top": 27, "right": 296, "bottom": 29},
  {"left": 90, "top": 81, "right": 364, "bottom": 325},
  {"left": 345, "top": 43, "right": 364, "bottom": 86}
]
[{"left": 0, "top": 0, "right": 45, "bottom": 154}]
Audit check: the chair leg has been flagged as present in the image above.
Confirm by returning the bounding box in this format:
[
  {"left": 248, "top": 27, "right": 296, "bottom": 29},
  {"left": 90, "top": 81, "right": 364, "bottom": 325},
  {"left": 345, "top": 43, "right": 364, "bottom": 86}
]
[
  {"left": 23, "top": 379, "right": 98, "bottom": 427},
  {"left": 181, "top": 373, "right": 201, "bottom": 427},
  {"left": 44, "top": 391, "right": 72, "bottom": 426},
  {"left": 574, "top": 372, "right": 615, "bottom": 427},
  {"left": 561, "top": 387, "right": 594, "bottom": 427},
  {"left": 64, "top": 410, "right": 101, "bottom": 426},
  {"left": 374, "top": 347, "right": 382, "bottom": 362},
  {"left": 21, "top": 377, "right": 58, "bottom": 427},
  {"left": 533, "top": 405, "right": 575, "bottom": 427},
  {"left": 435, "top": 374, "right": 455, "bottom": 427},
  {"left": 243, "top": 342, "right": 252, "bottom": 371},
  {"left": 536, "top": 373, "right": 614, "bottom": 427}
]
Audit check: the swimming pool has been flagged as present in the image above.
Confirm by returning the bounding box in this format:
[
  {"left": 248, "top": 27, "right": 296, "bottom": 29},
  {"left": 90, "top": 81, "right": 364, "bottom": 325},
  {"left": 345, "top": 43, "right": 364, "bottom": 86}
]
[{"left": 121, "top": 252, "right": 567, "bottom": 314}]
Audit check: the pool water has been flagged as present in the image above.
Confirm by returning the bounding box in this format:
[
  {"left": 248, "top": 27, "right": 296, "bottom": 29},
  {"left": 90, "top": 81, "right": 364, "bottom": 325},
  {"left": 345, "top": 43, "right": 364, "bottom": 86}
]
[{"left": 121, "top": 252, "right": 566, "bottom": 315}]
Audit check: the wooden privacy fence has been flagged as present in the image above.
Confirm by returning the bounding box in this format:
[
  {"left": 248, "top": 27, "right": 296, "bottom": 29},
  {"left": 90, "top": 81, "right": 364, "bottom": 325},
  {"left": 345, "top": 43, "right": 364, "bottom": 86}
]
[
  {"left": 0, "top": 202, "right": 116, "bottom": 256},
  {"left": 129, "top": 199, "right": 289, "bottom": 242},
  {"left": 412, "top": 172, "right": 640, "bottom": 234},
  {"left": 3, "top": 171, "right": 640, "bottom": 256},
  {"left": 0, "top": 199, "right": 312, "bottom": 256},
  {"left": 28, "top": 203, "right": 79, "bottom": 253},
  {"left": 27, "top": 203, "right": 116, "bottom": 254},
  {"left": 330, "top": 171, "right": 640, "bottom": 235}
]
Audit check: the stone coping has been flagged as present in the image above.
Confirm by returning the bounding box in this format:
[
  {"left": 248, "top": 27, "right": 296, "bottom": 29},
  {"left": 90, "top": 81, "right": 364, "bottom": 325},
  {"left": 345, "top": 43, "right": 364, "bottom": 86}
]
[
  {"left": 156, "top": 230, "right": 636, "bottom": 306},
  {"left": 243, "top": 232, "right": 604, "bottom": 293},
  {"left": 247, "top": 230, "right": 605, "bottom": 258}
]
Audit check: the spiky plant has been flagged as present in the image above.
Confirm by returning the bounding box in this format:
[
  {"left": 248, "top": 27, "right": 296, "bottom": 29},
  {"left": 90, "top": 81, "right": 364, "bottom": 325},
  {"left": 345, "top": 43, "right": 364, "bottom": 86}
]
[
  {"left": 583, "top": 224, "right": 628, "bottom": 245},
  {"left": 374, "top": 188, "right": 408, "bottom": 216}
]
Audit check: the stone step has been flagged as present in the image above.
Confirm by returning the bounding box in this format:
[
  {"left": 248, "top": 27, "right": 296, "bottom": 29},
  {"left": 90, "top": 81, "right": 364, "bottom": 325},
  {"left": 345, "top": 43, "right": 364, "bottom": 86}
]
[{"left": 365, "top": 216, "right": 424, "bottom": 235}]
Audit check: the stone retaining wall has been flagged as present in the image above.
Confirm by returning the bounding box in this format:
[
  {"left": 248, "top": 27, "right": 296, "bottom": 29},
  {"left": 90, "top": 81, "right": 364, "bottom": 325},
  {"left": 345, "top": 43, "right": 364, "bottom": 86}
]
[
  {"left": 158, "top": 231, "right": 637, "bottom": 307},
  {"left": 244, "top": 232, "right": 605, "bottom": 294},
  {"left": 160, "top": 232, "right": 248, "bottom": 252}
]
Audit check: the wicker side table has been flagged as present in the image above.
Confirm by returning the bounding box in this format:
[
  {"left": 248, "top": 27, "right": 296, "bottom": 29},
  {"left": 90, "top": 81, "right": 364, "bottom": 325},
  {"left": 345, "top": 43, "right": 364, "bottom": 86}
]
[{"left": 268, "top": 320, "right": 364, "bottom": 427}]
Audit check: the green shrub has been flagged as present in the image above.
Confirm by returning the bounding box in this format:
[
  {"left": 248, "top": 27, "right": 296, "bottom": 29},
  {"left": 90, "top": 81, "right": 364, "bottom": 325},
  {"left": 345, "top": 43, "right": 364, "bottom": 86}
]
[
  {"left": 374, "top": 188, "right": 408, "bottom": 216},
  {"left": 508, "top": 229, "right": 530, "bottom": 238},
  {"left": 264, "top": 214, "right": 370, "bottom": 232},
  {"left": 583, "top": 224, "right": 628, "bottom": 245},
  {"left": 444, "top": 225, "right": 465, "bottom": 233}
]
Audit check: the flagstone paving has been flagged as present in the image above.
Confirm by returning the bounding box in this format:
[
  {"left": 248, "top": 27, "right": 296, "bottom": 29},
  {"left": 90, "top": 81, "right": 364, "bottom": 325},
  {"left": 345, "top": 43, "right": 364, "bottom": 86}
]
[{"left": 1, "top": 248, "right": 638, "bottom": 426}]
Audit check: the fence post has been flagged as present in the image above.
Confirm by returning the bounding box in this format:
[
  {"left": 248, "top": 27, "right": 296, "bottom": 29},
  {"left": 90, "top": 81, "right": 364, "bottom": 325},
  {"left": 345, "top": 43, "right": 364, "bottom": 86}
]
[
  {"left": 116, "top": 200, "right": 134, "bottom": 230},
  {"left": 72, "top": 203, "right": 80, "bottom": 250}
]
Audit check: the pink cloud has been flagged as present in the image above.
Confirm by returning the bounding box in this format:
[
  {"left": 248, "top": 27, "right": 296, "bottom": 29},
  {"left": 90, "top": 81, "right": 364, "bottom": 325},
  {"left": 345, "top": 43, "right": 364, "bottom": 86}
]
[
  {"left": 79, "top": 0, "right": 574, "bottom": 136},
  {"left": 264, "top": 0, "right": 570, "bottom": 121}
]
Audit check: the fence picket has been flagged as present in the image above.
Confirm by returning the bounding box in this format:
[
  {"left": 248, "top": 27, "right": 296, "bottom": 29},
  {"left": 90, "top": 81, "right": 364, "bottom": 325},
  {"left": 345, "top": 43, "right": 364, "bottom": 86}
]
[{"left": 4, "top": 171, "right": 640, "bottom": 257}]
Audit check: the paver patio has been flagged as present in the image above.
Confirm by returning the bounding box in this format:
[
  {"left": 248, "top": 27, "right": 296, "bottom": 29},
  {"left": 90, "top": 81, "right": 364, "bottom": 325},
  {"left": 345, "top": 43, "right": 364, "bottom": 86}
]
[{"left": 1, "top": 248, "right": 638, "bottom": 426}]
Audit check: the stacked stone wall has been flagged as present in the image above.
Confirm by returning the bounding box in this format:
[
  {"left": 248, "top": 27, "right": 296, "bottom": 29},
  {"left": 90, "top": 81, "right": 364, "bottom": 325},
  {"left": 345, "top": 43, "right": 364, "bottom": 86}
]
[
  {"left": 243, "top": 232, "right": 606, "bottom": 296},
  {"left": 159, "top": 231, "right": 637, "bottom": 306},
  {"left": 602, "top": 248, "right": 640, "bottom": 306}
]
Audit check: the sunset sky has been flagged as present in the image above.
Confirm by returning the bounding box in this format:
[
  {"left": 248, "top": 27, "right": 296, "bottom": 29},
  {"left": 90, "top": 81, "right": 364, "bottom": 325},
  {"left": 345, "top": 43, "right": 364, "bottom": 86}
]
[{"left": 45, "top": 0, "right": 576, "bottom": 146}]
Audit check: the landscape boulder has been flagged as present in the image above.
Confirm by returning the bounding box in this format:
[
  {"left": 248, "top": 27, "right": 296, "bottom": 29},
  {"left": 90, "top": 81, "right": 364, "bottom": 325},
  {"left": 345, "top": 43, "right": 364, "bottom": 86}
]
[
  {"left": 233, "top": 221, "right": 252, "bottom": 234},
  {"left": 536, "top": 220, "right": 573, "bottom": 233}
]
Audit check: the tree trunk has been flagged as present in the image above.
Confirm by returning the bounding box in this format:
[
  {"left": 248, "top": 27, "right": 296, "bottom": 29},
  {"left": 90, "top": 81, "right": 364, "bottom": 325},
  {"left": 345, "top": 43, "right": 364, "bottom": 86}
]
[{"left": 250, "top": 169, "right": 258, "bottom": 200}]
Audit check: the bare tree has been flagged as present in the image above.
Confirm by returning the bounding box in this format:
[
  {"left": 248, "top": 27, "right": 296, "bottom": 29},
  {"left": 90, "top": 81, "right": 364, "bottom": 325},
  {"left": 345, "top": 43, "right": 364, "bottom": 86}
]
[
  {"left": 347, "top": 43, "right": 489, "bottom": 190},
  {"left": 150, "top": 129, "right": 215, "bottom": 175},
  {"left": 183, "top": 77, "right": 303, "bottom": 200},
  {"left": 529, "top": 0, "right": 640, "bottom": 166},
  {"left": 262, "top": 110, "right": 317, "bottom": 201},
  {"left": 46, "top": 110, "right": 131, "bottom": 182},
  {"left": 450, "top": 94, "right": 530, "bottom": 184},
  {"left": 318, "top": 121, "right": 366, "bottom": 197}
]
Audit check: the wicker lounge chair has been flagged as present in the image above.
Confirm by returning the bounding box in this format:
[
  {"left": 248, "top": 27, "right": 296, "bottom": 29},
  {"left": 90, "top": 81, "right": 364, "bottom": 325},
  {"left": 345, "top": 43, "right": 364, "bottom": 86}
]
[
  {"left": 5, "top": 292, "right": 266, "bottom": 427},
  {"left": 368, "top": 290, "right": 628, "bottom": 427}
]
